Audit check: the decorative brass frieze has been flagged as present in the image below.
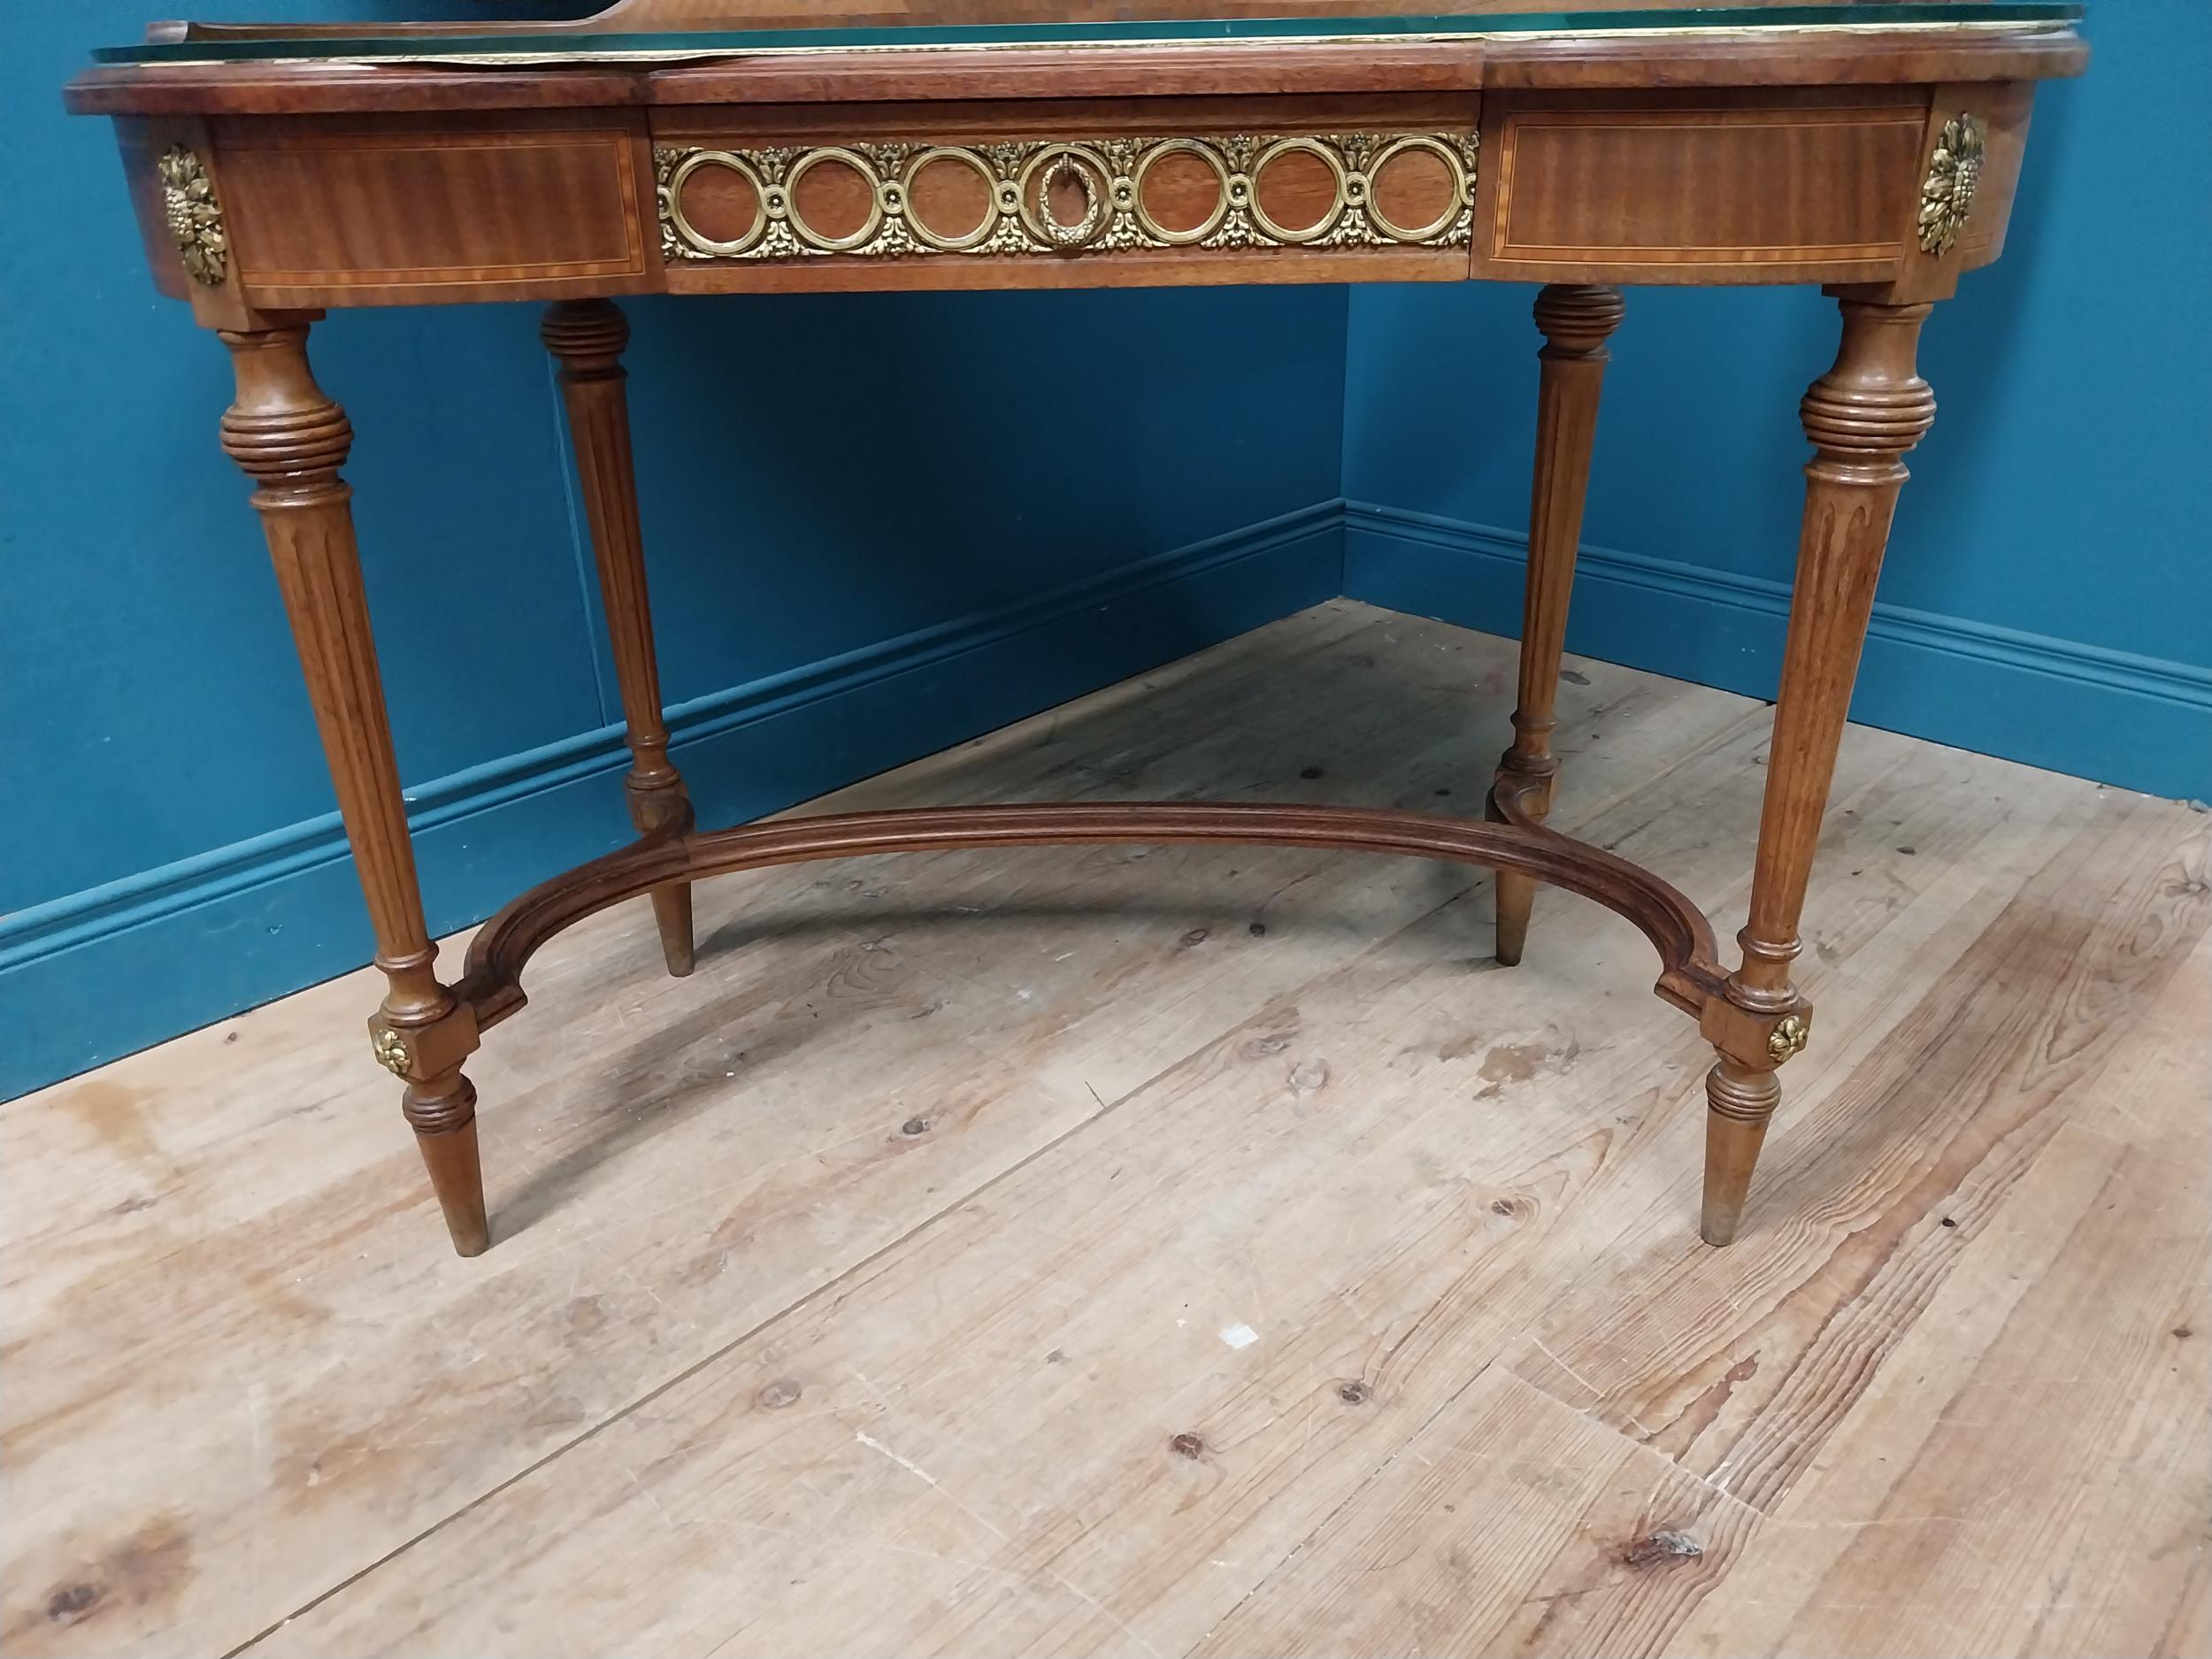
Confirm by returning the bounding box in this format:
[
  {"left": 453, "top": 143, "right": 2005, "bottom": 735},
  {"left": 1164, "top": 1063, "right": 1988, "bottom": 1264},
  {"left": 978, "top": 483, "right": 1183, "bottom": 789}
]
[
  {"left": 655, "top": 130, "right": 1478, "bottom": 264},
  {"left": 1766, "top": 1012, "right": 1809, "bottom": 1064},
  {"left": 1916, "top": 113, "right": 1985, "bottom": 257},
  {"left": 371, "top": 1025, "right": 413, "bottom": 1077},
  {"left": 157, "top": 143, "right": 228, "bottom": 287}
]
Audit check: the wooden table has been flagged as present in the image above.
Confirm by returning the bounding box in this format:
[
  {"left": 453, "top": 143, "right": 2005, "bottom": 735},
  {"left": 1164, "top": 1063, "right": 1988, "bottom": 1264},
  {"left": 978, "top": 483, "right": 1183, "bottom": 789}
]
[{"left": 66, "top": 0, "right": 2088, "bottom": 1258}]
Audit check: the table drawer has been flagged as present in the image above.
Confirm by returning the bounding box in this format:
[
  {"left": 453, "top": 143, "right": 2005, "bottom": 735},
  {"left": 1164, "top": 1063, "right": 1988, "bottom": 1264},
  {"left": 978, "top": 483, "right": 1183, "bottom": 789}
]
[
  {"left": 650, "top": 97, "right": 1479, "bottom": 291},
  {"left": 1473, "top": 88, "right": 1953, "bottom": 286},
  {"left": 206, "top": 111, "right": 657, "bottom": 305}
]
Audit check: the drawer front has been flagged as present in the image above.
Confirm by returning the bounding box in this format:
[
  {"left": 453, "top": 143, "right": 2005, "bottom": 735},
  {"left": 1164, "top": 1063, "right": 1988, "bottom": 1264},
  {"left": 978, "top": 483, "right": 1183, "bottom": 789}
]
[
  {"left": 648, "top": 96, "right": 1482, "bottom": 291},
  {"left": 209, "top": 112, "right": 657, "bottom": 305},
  {"left": 655, "top": 128, "right": 1478, "bottom": 265},
  {"left": 1477, "top": 91, "right": 1931, "bottom": 284}
]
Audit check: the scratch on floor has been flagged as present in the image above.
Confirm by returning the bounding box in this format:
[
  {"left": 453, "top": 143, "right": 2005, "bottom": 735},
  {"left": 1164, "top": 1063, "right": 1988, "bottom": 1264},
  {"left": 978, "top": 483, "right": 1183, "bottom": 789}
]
[
  {"left": 609, "top": 1444, "right": 684, "bottom": 1531},
  {"left": 1527, "top": 1336, "right": 1665, "bottom": 1439},
  {"left": 1528, "top": 1336, "right": 1606, "bottom": 1401},
  {"left": 856, "top": 1430, "right": 962, "bottom": 1497}
]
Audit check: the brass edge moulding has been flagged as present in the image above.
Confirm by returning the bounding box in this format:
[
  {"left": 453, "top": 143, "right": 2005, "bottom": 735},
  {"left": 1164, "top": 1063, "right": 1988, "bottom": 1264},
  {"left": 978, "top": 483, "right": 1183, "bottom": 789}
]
[
  {"left": 654, "top": 130, "right": 1479, "bottom": 263},
  {"left": 1916, "top": 111, "right": 1985, "bottom": 255},
  {"left": 158, "top": 143, "right": 228, "bottom": 286}
]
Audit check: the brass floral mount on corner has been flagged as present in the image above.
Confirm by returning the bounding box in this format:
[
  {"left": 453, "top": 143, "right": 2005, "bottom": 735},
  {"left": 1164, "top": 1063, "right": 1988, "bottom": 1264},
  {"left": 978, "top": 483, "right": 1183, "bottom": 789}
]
[
  {"left": 1917, "top": 112, "right": 1986, "bottom": 257},
  {"left": 157, "top": 143, "right": 228, "bottom": 287},
  {"left": 1766, "top": 1012, "right": 1810, "bottom": 1064},
  {"left": 370, "top": 1025, "right": 412, "bottom": 1077},
  {"left": 655, "top": 131, "right": 1479, "bottom": 264}
]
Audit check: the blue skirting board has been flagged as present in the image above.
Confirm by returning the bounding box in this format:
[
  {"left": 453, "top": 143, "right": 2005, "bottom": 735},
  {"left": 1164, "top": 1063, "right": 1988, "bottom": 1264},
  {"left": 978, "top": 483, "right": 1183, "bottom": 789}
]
[{"left": 1344, "top": 501, "right": 2211, "bottom": 807}]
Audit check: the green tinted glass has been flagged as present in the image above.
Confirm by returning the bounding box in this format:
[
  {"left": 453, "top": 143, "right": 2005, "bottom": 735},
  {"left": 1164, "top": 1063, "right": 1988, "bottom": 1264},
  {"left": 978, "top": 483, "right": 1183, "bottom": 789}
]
[{"left": 93, "top": 4, "right": 2084, "bottom": 65}]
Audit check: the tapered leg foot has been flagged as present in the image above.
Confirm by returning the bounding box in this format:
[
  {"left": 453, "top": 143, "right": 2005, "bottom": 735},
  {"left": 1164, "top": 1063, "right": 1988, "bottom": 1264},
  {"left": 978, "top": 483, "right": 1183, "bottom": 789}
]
[
  {"left": 407, "top": 1073, "right": 488, "bottom": 1256},
  {"left": 1701, "top": 1057, "right": 1780, "bottom": 1245},
  {"left": 1696, "top": 296, "right": 1936, "bottom": 1246},
  {"left": 650, "top": 884, "right": 695, "bottom": 978},
  {"left": 1494, "top": 870, "right": 1535, "bottom": 966}
]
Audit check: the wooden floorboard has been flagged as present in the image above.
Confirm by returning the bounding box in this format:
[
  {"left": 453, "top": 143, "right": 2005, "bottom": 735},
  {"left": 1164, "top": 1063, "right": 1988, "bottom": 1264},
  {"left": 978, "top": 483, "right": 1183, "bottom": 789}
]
[{"left": 4, "top": 601, "right": 2205, "bottom": 1658}]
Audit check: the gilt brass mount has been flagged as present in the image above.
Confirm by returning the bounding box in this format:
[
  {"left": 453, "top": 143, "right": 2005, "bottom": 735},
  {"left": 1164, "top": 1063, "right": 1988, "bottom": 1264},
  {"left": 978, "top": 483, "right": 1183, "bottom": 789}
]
[
  {"left": 1917, "top": 112, "right": 1986, "bottom": 256},
  {"left": 371, "top": 1025, "right": 413, "bottom": 1077},
  {"left": 1766, "top": 1012, "right": 1810, "bottom": 1064},
  {"left": 157, "top": 144, "right": 227, "bottom": 287},
  {"left": 656, "top": 130, "right": 1477, "bottom": 264}
]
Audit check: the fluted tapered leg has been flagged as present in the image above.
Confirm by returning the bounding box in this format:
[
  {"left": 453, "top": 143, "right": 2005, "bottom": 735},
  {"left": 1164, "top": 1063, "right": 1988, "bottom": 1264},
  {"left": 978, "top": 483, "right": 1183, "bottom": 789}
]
[
  {"left": 542, "top": 299, "right": 694, "bottom": 976},
  {"left": 1493, "top": 285, "right": 1624, "bottom": 966},
  {"left": 1700, "top": 296, "right": 1936, "bottom": 1244},
  {"left": 220, "top": 321, "right": 488, "bottom": 1256}
]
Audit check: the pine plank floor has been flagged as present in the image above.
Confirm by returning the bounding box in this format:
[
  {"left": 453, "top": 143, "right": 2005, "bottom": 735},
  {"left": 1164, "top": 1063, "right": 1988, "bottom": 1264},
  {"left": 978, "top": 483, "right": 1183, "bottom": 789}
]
[{"left": 5, "top": 600, "right": 2206, "bottom": 1659}]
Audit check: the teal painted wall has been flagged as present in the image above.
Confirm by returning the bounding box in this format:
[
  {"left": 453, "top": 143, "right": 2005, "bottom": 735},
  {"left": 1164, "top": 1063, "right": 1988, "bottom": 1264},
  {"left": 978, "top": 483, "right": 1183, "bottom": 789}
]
[
  {"left": 0, "top": 4, "right": 1348, "bottom": 1094},
  {"left": 1343, "top": 2, "right": 2211, "bottom": 802}
]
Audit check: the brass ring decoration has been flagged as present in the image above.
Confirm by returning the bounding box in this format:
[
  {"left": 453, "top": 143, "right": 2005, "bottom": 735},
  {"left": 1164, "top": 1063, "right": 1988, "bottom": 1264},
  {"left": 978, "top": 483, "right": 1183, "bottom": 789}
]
[
  {"left": 1019, "top": 144, "right": 1110, "bottom": 251},
  {"left": 782, "top": 147, "right": 886, "bottom": 253},
  {"left": 659, "top": 148, "right": 771, "bottom": 258},
  {"left": 1243, "top": 136, "right": 1350, "bottom": 245},
  {"left": 900, "top": 146, "right": 1002, "bottom": 252},
  {"left": 1130, "top": 138, "right": 1233, "bottom": 247},
  {"left": 1363, "top": 134, "right": 1474, "bottom": 244}
]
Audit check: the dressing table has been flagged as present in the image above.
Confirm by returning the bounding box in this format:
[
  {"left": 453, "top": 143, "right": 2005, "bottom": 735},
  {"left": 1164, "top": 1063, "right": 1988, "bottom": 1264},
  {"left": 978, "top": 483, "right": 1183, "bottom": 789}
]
[{"left": 66, "top": 0, "right": 2089, "bottom": 1256}]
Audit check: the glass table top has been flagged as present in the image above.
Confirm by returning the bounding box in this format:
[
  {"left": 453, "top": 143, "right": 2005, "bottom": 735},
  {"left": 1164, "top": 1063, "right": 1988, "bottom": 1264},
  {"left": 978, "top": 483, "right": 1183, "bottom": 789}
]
[{"left": 94, "top": 3, "right": 2085, "bottom": 65}]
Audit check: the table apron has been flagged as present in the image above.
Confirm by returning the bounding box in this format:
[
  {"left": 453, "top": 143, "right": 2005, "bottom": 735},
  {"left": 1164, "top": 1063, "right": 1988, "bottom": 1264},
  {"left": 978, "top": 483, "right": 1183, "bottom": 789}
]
[{"left": 111, "top": 80, "right": 2036, "bottom": 312}]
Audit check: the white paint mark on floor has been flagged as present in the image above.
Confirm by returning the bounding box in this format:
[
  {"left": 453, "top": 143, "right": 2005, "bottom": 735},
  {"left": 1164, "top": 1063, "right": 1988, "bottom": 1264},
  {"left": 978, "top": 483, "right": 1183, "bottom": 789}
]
[{"left": 856, "top": 1430, "right": 943, "bottom": 1489}]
